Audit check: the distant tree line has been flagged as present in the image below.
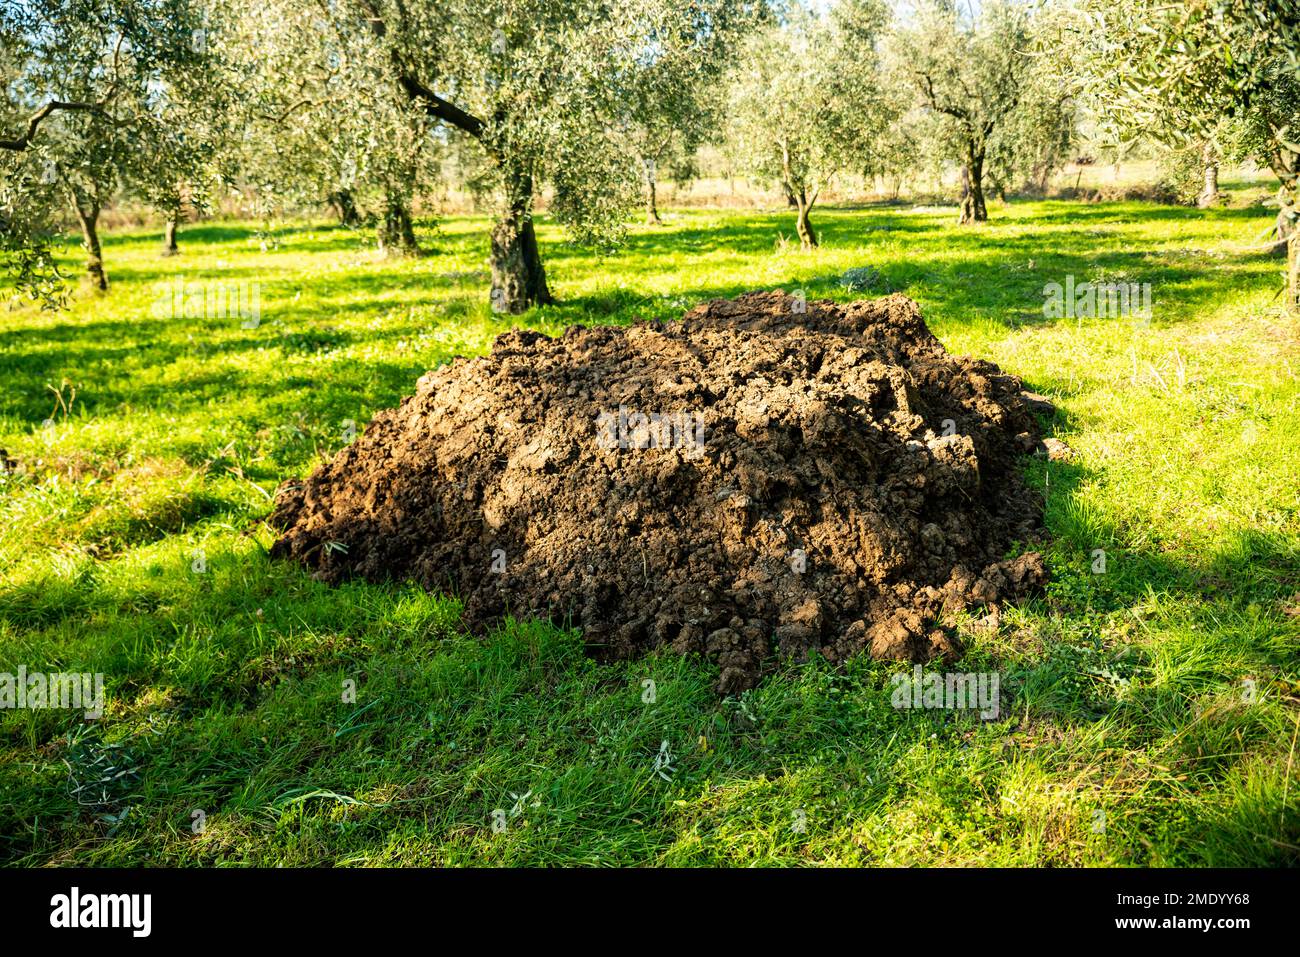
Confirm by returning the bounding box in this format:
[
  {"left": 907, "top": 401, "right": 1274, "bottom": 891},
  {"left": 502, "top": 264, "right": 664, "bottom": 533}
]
[{"left": 3, "top": 0, "right": 1297, "bottom": 312}]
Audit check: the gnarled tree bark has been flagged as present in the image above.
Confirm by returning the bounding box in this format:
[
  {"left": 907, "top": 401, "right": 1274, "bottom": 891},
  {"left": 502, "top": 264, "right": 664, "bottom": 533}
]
[
  {"left": 490, "top": 172, "right": 552, "bottom": 313},
  {"left": 329, "top": 188, "right": 361, "bottom": 227},
  {"left": 161, "top": 218, "right": 179, "bottom": 256},
  {"left": 780, "top": 138, "right": 819, "bottom": 249},
  {"left": 377, "top": 196, "right": 419, "bottom": 255},
  {"left": 958, "top": 145, "right": 988, "bottom": 224},
  {"left": 1197, "top": 140, "right": 1221, "bottom": 209},
  {"left": 74, "top": 200, "right": 107, "bottom": 291},
  {"left": 794, "top": 189, "right": 818, "bottom": 248},
  {"left": 643, "top": 158, "right": 662, "bottom": 225}
]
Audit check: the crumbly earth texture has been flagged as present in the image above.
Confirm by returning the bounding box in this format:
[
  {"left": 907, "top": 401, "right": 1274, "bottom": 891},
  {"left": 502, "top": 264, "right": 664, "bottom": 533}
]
[{"left": 270, "top": 291, "right": 1049, "bottom": 692}]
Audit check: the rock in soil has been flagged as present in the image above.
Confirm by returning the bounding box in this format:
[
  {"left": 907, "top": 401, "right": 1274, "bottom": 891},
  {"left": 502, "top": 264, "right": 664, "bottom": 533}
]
[
  {"left": 1020, "top": 391, "right": 1057, "bottom": 417},
  {"left": 1038, "top": 437, "right": 1075, "bottom": 462},
  {"left": 270, "top": 291, "right": 1048, "bottom": 693}
]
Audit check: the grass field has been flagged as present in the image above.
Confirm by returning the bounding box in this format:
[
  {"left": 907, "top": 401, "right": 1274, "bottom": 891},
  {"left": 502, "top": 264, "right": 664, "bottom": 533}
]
[{"left": 2, "top": 172, "right": 1298, "bottom": 866}]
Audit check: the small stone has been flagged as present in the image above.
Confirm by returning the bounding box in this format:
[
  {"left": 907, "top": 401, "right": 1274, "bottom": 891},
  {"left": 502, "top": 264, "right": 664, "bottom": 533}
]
[
  {"left": 1021, "top": 391, "right": 1056, "bottom": 417},
  {"left": 1038, "top": 437, "right": 1074, "bottom": 462}
]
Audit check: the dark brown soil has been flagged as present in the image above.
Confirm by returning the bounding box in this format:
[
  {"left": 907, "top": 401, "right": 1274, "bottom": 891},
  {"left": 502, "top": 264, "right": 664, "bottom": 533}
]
[{"left": 270, "top": 291, "right": 1048, "bottom": 692}]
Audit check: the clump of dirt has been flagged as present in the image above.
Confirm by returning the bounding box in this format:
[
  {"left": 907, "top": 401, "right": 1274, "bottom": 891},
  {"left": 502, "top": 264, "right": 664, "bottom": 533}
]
[{"left": 270, "top": 291, "right": 1049, "bottom": 692}]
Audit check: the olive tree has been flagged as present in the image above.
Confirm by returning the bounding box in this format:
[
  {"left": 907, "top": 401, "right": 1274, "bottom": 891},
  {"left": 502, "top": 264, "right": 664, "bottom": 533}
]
[
  {"left": 609, "top": 1, "right": 753, "bottom": 225},
  {"left": 1091, "top": 0, "right": 1300, "bottom": 309},
  {"left": 984, "top": 5, "right": 1080, "bottom": 199},
  {"left": 137, "top": 20, "right": 241, "bottom": 256},
  {"left": 727, "top": 0, "right": 896, "bottom": 248},
  {"left": 1, "top": 0, "right": 213, "bottom": 294},
  {"left": 0, "top": 82, "right": 66, "bottom": 305},
  {"left": 886, "top": 0, "right": 1033, "bottom": 223},
  {"left": 0, "top": 153, "right": 65, "bottom": 307},
  {"left": 1154, "top": 127, "right": 1227, "bottom": 207},
  {"left": 0, "top": 8, "right": 90, "bottom": 304},
  {"left": 230, "top": 0, "right": 442, "bottom": 253},
  {"left": 337, "top": 0, "right": 739, "bottom": 313}
]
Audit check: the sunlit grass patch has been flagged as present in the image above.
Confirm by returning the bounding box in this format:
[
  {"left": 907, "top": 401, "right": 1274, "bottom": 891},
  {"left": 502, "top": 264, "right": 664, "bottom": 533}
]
[{"left": 0, "top": 179, "right": 1297, "bottom": 865}]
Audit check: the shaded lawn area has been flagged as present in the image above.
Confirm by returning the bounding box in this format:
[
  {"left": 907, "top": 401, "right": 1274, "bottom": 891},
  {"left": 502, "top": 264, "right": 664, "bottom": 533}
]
[{"left": 0, "top": 184, "right": 1297, "bottom": 865}]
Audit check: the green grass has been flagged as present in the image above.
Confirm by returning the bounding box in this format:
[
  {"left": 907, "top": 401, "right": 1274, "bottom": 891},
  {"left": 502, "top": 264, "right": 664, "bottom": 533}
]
[{"left": 1, "top": 174, "right": 1298, "bottom": 866}]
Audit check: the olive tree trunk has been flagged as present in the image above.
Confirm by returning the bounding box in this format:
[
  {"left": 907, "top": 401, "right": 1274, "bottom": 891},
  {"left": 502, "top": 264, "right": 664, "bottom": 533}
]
[
  {"left": 377, "top": 197, "right": 419, "bottom": 256},
  {"left": 490, "top": 173, "right": 552, "bottom": 314},
  {"left": 778, "top": 138, "right": 819, "bottom": 249},
  {"left": 1197, "top": 140, "right": 1221, "bottom": 208},
  {"left": 330, "top": 188, "right": 361, "bottom": 227},
  {"left": 794, "top": 189, "right": 818, "bottom": 249},
  {"left": 161, "top": 218, "right": 179, "bottom": 256},
  {"left": 74, "top": 201, "right": 107, "bottom": 291},
  {"left": 643, "top": 158, "right": 662, "bottom": 225},
  {"left": 958, "top": 145, "right": 988, "bottom": 224}
]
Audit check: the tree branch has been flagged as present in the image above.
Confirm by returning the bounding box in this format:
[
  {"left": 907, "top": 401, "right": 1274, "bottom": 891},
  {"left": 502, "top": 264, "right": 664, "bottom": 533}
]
[
  {"left": 0, "top": 100, "right": 103, "bottom": 152},
  {"left": 257, "top": 98, "right": 318, "bottom": 125},
  {"left": 916, "top": 71, "right": 971, "bottom": 127},
  {"left": 354, "top": 2, "right": 488, "bottom": 148},
  {"left": 397, "top": 73, "right": 486, "bottom": 140}
]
